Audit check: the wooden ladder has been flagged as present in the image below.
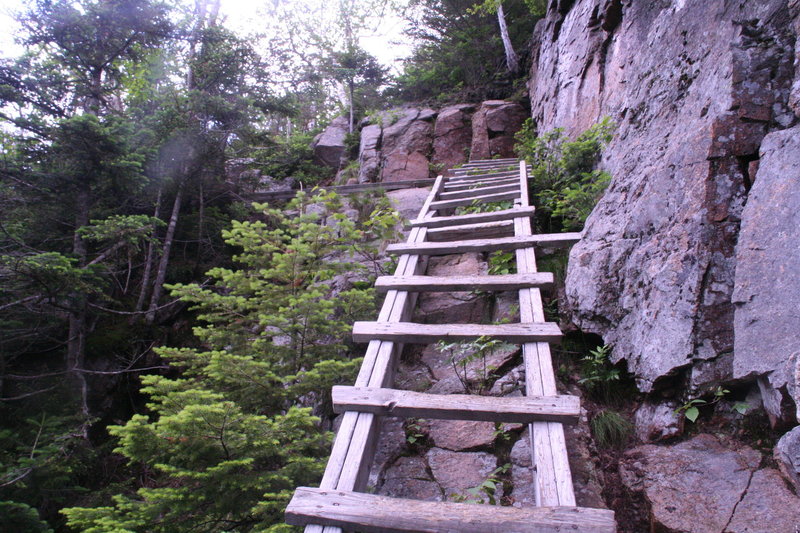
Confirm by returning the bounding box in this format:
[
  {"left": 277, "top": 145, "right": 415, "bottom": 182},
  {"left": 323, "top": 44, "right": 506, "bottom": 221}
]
[{"left": 286, "top": 160, "right": 617, "bottom": 532}]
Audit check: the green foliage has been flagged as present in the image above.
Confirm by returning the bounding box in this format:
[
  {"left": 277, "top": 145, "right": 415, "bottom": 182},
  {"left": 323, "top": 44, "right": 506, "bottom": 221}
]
[
  {"left": 49, "top": 113, "right": 148, "bottom": 196},
  {"left": 515, "top": 117, "right": 615, "bottom": 231},
  {"left": 578, "top": 345, "right": 619, "bottom": 390},
  {"left": 324, "top": 45, "right": 387, "bottom": 131},
  {"left": 365, "top": 108, "right": 401, "bottom": 128},
  {"left": 62, "top": 191, "right": 376, "bottom": 532},
  {"left": 347, "top": 192, "right": 403, "bottom": 275},
  {"left": 469, "top": 0, "right": 546, "bottom": 16},
  {"left": 0, "top": 501, "right": 53, "bottom": 533},
  {"left": 437, "top": 336, "right": 513, "bottom": 394},
  {"left": 404, "top": 419, "right": 427, "bottom": 445},
  {"left": 675, "top": 387, "right": 749, "bottom": 423},
  {"left": 590, "top": 409, "right": 633, "bottom": 449},
  {"left": 78, "top": 215, "right": 163, "bottom": 244},
  {"left": 453, "top": 464, "right": 510, "bottom": 505},
  {"left": 336, "top": 161, "right": 361, "bottom": 185},
  {"left": 389, "top": 0, "right": 540, "bottom": 103},
  {"left": 487, "top": 251, "right": 516, "bottom": 275},
  {"left": 455, "top": 199, "right": 514, "bottom": 215},
  {"left": 577, "top": 344, "right": 633, "bottom": 406},
  {"left": 254, "top": 131, "right": 331, "bottom": 187}
]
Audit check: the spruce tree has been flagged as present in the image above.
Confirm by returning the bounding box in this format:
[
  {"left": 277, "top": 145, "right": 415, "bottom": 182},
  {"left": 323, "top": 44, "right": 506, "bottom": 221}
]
[{"left": 62, "top": 191, "right": 382, "bottom": 532}]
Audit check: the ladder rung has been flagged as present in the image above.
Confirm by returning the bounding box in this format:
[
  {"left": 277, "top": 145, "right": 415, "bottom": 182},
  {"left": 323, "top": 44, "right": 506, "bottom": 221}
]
[
  {"left": 430, "top": 190, "right": 520, "bottom": 210},
  {"left": 374, "top": 272, "right": 554, "bottom": 292},
  {"left": 464, "top": 157, "right": 518, "bottom": 162},
  {"left": 386, "top": 233, "right": 582, "bottom": 255},
  {"left": 427, "top": 219, "right": 514, "bottom": 241},
  {"left": 455, "top": 163, "right": 520, "bottom": 172},
  {"left": 459, "top": 159, "right": 518, "bottom": 167},
  {"left": 408, "top": 207, "right": 535, "bottom": 228},
  {"left": 449, "top": 169, "right": 519, "bottom": 179},
  {"left": 352, "top": 321, "right": 562, "bottom": 344},
  {"left": 438, "top": 183, "right": 519, "bottom": 200},
  {"left": 332, "top": 386, "right": 580, "bottom": 423},
  {"left": 443, "top": 176, "right": 520, "bottom": 191},
  {"left": 286, "top": 487, "right": 617, "bottom": 533}
]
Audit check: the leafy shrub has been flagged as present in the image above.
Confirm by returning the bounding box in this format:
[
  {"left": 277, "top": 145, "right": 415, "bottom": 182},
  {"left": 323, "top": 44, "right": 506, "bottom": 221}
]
[
  {"left": 488, "top": 251, "right": 515, "bottom": 275},
  {"left": 515, "top": 118, "right": 615, "bottom": 231},
  {"left": 254, "top": 131, "right": 331, "bottom": 186},
  {"left": 436, "top": 336, "right": 514, "bottom": 394},
  {"left": 453, "top": 463, "right": 510, "bottom": 505},
  {"left": 675, "top": 386, "right": 749, "bottom": 423},
  {"left": 455, "top": 199, "right": 514, "bottom": 215},
  {"left": 579, "top": 345, "right": 619, "bottom": 390}
]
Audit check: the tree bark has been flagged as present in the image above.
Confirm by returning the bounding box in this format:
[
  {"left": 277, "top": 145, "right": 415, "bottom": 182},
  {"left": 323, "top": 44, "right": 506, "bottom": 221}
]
[
  {"left": 348, "top": 80, "right": 355, "bottom": 134},
  {"left": 146, "top": 180, "right": 184, "bottom": 324},
  {"left": 67, "top": 182, "right": 91, "bottom": 428},
  {"left": 133, "top": 185, "right": 162, "bottom": 320},
  {"left": 497, "top": 3, "right": 520, "bottom": 74}
]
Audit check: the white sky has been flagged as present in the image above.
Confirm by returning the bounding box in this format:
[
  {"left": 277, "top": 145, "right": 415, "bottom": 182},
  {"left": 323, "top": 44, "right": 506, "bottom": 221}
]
[{"left": 0, "top": 0, "right": 413, "bottom": 70}]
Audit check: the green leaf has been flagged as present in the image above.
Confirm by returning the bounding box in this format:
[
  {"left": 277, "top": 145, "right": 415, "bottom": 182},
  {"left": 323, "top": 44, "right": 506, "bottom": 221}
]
[{"left": 685, "top": 406, "right": 700, "bottom": 422}]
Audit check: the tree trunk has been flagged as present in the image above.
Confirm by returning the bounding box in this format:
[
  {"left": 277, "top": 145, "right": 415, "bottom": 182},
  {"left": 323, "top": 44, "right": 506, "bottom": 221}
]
[
  {"left": 497, "top": 3, "right": 520, "bottom": 74},
  {"left": 348, "top": 80, "right": 355, "bottom": 134},
  {"left": 132, "top": 185, "right": 162, "bottom": 321},
  {"left": 146, "top": 180, "right": 184, "bottom": 324},
  {"left": 195, "top": 180, "right": 205, "bottom": 275},
  {"left": 67, "top": 183, "right": 91, "bottom": 428}
]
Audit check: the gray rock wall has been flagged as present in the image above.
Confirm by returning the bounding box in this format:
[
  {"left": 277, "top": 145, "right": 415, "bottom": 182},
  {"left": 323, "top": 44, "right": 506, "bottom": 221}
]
[
  {"left": 732, "top": 125, "right": 800, "bottom": 424},
  {"left": 311, "top": 115, "right": 349, "bottom": 168},
  {"left": 530, "top": 0, "right": 799, "bottom": 419},
  {"left": 346, "top": 102, "right": 526, "bottom": 183}
]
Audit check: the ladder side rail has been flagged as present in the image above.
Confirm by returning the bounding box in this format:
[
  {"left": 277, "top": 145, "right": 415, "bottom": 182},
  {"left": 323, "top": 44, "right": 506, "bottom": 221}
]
[
  {"left": 307, "top": 176, "right": 445, "bottom": 533},
  {"left": 513, "top": 161, "right": 577, "bottom": 507}
]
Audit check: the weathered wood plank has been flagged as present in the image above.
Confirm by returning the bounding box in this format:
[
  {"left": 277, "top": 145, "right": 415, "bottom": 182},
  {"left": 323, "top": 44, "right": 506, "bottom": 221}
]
[
  {"left": 438, "top": 183, "right": 519, "bottom": 200},
  {"left": 286, "top": 488, "right": 617, "bottom": 533},
  {"left": 513, "top": 161, "right": 577, "bottom": 508},
  {"left": 453, "top": 162, "right": 520, "bottom": 172},
  {"left": 374, "top": 272, "right": 554, "bottom": 293},
  {"left": 448, "top": 170, "right": 519, "bottom": 181},
  {"left": 332, "top": 386, "right": 580, "bottom": 423},
  {"left": 305, "top": 178, "right": 447, "bottom": 533},
  {"left": 462, "top": 157, "right": 518, "bottom": 163},
  {"left": 352, "top": 321, "right": 562, "bottom": 344},
  {"left": 408, "top": 206, "right": 535, "bottom": 228},
  {"left": 386, "top": 233, "right": 582, "bottom": 255},
  {"left": 456, "top": 159, "right": 518, "bottom": 169},
  {"left": 443, "top": 176, "right": 520, "bottom": 191},
  {"left": 430, "top": 190, "right": 520, "bottom": 210},
  {"left": 426, "top": 219, "right": 515, "bottom": 241}
]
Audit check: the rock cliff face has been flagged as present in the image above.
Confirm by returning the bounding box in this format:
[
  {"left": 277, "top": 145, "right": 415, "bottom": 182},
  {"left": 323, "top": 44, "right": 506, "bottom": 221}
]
[
  {"left": 313, "top": 101, "right": 527, "bottom": 182},
  {"left": 469, "top": 100, "right": 527, "bottom": 160},
  {"left": 529, "top": 0, "right": 799, "bottom": 422}
]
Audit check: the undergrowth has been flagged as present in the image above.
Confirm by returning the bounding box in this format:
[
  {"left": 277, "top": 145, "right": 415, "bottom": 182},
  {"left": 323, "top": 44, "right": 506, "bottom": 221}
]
[{"left": 515, "top": 118, "right": 615, "bottom": 232}]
